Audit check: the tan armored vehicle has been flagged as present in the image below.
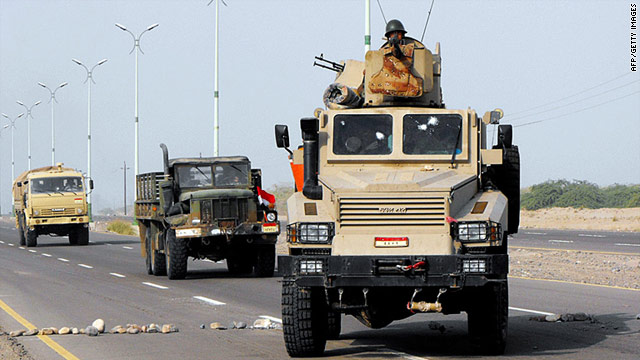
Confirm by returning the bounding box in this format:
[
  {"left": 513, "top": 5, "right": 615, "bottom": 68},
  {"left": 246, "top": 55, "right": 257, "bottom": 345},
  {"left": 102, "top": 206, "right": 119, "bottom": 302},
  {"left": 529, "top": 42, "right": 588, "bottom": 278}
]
[
  {"left": 134, "top": 144, "right": 280, "bottom": 279},
  {"left": 275, "top": 19, "right": 519, "bottom": 356},
  {"left": 13, "top": 163, "right": 93, "bottom": 246}
]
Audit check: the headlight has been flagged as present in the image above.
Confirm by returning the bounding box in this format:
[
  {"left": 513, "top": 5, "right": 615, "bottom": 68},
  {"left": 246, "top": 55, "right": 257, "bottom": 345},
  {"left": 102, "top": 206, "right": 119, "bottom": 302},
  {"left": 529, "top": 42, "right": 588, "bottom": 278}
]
[
  {"left": 265, "top": 212, "right": 277, "bottom": 222},
  {"left": 288, "top": 222, "right": 335, "bottom": 244},
  {"left": 299, "top": 259, "right": 325, "bottom": 274},
  {"left": 34, "top": 210, "right": 40, "bottom": 215},
  {"left": 77, "top": 208, "right": 83, "bottom": 214},
  {"left": 452, "top": 221, "right": 501, "bottom": 243}
]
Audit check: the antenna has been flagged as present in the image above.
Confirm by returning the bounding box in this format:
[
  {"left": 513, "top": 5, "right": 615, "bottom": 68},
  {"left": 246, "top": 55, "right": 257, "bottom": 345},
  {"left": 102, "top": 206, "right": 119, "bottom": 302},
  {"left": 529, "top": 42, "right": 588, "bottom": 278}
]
[{"left": 420, "top": 0, "right": 436, "bottom": 42}]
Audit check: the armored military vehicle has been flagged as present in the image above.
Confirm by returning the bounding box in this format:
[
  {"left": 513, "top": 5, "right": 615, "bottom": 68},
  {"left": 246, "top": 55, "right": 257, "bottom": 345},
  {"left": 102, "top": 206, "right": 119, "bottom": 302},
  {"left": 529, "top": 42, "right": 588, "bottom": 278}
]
[
  {"left": 135, "top": 144, "right": 280, "bottom": 279},
  {"left": 275, "top": 20, "right": 520, "bottom": 356},
  {"left": 13, "top": 163, "right": 93, "bottom": 247}
]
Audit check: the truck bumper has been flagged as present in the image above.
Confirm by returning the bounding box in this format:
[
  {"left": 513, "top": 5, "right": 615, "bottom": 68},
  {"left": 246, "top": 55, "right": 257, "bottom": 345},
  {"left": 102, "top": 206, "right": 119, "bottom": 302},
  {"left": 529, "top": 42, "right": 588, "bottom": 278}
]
[
  {"left": 278, "top": 254, "right": 508, "bottom": 288},
  {"left": 175, "top": 221, "right": 280, "bottom": 244},
  {"left": 27, "top": 216, "right": 89, "bottom": 227}
]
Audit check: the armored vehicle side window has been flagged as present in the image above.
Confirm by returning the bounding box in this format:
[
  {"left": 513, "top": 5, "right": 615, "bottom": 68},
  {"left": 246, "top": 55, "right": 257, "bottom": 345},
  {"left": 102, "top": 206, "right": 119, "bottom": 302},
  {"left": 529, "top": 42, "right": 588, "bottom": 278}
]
[
  {"left": 402, "top": 114, "right": 463, "bottom": 155},
  {"left": 177, "top": 165, "right": 213, "bottom": 188},
  {"left": 214, "top": 163, "right": 249, "bottom": 187},
  {"left": 333, "top": 114, "right": 393, "bottom": 155},
  {"left": 31, "top": 177, "right": 83, "bottom": 194}
]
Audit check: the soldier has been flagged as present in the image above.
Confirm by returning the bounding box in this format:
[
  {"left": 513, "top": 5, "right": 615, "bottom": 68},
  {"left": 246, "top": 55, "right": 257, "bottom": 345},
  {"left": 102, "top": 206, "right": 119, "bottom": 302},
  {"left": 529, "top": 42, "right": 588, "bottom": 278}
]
[{"left": 385, "top": 19, "right": 408, "bottom": 58}]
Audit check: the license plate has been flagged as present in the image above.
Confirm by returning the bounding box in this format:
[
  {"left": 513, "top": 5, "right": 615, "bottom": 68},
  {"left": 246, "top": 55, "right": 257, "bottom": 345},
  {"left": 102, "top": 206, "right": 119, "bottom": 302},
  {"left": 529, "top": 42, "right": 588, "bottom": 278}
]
[
  {"left": 262, "top": 224, "right": 278, "bottom": 233},
  {"left": 374, "top": 237, "right": 409, "bottom": 247},
  {"left": 176, "top": 228, "right": 202, "bottom": 238}
]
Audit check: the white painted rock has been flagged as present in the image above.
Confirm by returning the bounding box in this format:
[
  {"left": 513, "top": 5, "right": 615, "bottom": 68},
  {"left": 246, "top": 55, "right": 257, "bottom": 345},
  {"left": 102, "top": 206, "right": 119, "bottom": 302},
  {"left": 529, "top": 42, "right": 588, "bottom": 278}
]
[
  {"left": 545, "top": 314, "right": 561, "bottom": 322},
  {"left": 109, "top": 326, "right": 123, "bottom": 334},
  {"left": 127, "top": 327, "right": 140, "bottom": 334},
  {"left": 9, "top": 330, "right": 25, "bottom": 337},
  {"left": 58, "top": 327, "right": 71, "bottom": 335},
  {"left": 24, "top": 329, "right": 38, "bottom": 336},
  {"left": 253, "top": 319, "right": 271, "bottom": 329},
  {"left": 92, "top": 319, "right": 105, "bottom": 333},
  {"left": 210, "top": 322, "right": 227, "bottom": 330},
  {"left": 71, "top": 328, "right": 79, "bottom": 335}
]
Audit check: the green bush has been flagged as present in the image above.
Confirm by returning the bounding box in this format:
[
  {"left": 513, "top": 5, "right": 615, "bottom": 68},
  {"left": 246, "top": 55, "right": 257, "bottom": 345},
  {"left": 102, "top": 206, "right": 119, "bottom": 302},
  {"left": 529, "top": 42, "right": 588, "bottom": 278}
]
[
  {"left": 107, "top": 220, "right": 136, "bottom": 235},
  {"left": 521, "top": 180, "right": 639, "bottom": 210}
]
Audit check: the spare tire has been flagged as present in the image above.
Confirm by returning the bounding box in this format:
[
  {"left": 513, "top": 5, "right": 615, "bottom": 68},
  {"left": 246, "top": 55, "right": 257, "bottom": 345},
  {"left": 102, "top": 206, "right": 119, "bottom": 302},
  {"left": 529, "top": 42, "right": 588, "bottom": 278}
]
[{"left": 489, "top": 145, "right": 520, "bottom": 234}]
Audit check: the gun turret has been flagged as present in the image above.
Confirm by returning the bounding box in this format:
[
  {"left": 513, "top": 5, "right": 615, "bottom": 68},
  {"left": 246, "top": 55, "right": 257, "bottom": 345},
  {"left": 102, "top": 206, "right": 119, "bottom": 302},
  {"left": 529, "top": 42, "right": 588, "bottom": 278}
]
[{"left": 313, "top": 54, "right": 345, "bottom": 73}]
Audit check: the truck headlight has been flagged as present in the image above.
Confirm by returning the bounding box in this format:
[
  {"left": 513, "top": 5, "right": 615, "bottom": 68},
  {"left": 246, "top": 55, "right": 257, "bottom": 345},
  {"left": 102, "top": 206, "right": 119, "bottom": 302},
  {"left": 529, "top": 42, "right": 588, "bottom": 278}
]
[
  {"left": 452, "top": 221, "right": 501, "bottom": 243},
  {"left": 299, "top": 259, "right": 325, "bottom": 274},
  {"left": 288, "top": 222, "right": 335, "bottom": 244},
  {"left": 265, "top": 211, "right": 277, "bottom": 223},
  {"left": 77, "top": 208, "right": 83, "bottom": 214},
  {"left": 34, "top": 209, "right": 40, "bottom": 216}
]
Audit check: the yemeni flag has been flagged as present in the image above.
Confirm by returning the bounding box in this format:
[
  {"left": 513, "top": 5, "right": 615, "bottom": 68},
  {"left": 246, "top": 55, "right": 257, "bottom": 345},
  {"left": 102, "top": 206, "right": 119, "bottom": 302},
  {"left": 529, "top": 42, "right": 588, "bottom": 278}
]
[{"left": 257, "top": 186, "right": 276, "bottom": 208}]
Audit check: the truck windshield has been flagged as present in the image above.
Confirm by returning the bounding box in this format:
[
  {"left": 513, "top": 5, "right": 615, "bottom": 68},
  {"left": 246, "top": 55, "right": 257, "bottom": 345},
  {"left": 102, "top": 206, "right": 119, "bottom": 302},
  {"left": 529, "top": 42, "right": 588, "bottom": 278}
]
[
  {"left": 402, "top": 114, "right": 463, "bottom": 155},
  {"left": 214, "top": 163, "right": 249, "bottom": 187},
  {"left": 177, "top": 165, "right": 214, "bottom": 188},
  {"left": 333, "top": 114, "right": 393, "bottom": 155},
  {"left": 31, "top": 177, "right": 83, "bottom": 194}
]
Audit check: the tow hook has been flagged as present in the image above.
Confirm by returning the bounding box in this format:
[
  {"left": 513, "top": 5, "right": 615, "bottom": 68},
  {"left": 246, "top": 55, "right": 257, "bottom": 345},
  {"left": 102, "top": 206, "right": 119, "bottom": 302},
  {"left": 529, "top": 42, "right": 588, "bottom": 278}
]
[
  {"left": 407, "top": 288, "right": 447, "bottom": 313},
  {"left": 397, "top": 260, "right": 425, "bottom": 272}
]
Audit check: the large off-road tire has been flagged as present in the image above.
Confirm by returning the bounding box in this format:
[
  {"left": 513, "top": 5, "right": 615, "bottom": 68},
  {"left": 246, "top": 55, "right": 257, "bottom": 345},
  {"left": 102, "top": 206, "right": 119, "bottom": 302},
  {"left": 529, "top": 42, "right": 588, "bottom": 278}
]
[
  {"left": 326, "top": 309, "right": 342, "bottom": 340},
  {"left": 489, "top": 145, "right": 520, "bottom": 234},
  {"left": 282, "top": 281, "right": 327, "bottom": 357},
  {"left": 146, "top": 228, "right": 167, "bottom": 276},
  {"left": 467, "top": 282, "right": 508, "bottom": 355},
  {"left": 25, "top": 228, "right": 37, "bottom": 247},
  {"left": 165, "top": 229, "right": 188, "bottom": 280},
  {"left": 76, "top": 226, "right": 89, "bottom": 245},
  {"left": 18, "top": 216, "right": 26, "bottom": 246},
  {"left": 226, "top": 254, "right": 253, "bottom": 275},
  {"left": 254, "top": 244, "right": 275, "bottom": 277}
]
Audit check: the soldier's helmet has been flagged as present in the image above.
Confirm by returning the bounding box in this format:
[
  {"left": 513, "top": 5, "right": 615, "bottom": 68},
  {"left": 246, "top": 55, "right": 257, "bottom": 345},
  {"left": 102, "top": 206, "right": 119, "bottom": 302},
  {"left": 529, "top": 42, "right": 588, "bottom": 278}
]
[{"left": 385, "top": 19, "right": 407, "bottom": 37}]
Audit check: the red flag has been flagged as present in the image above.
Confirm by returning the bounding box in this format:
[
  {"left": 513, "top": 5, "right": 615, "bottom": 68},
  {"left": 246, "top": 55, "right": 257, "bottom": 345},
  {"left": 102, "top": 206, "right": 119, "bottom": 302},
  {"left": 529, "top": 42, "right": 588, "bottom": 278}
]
[{"left": 256, "top": 186, "right": 276, "bottom": 207}]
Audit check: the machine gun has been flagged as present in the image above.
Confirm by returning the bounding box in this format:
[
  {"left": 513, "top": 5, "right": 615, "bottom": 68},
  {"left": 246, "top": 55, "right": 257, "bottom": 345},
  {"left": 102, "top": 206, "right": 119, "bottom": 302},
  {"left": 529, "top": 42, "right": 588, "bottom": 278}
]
[{"left": 313, "top": 54, "right": 345, "bottom": 73}]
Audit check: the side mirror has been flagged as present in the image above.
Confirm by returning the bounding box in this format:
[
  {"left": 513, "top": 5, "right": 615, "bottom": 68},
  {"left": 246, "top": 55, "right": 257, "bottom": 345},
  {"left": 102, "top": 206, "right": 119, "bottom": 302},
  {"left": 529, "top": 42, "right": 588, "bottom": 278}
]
[
  {"left": 497, "top": 124, "right": 513, "bottom": 148},
  {"left": 90, "top": 179, "right": 94, "bottom": 190},
  {"left": 482, "top": 108, "right": 504, "bottom": 124},
  {"left": 275, "top": 125, "right": 290, "bottom": 148}
]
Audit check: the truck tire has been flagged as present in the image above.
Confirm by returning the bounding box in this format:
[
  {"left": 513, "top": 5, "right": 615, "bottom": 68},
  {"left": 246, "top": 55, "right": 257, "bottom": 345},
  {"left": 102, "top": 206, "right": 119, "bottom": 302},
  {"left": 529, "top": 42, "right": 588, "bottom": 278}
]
[
  {"left": 254, "top": 244, "right": 275, "bottom": 277},
  {"left": 282, "top": 281, "right": 327, "bottom": 357},
  {"left": 489, "top": 145, "right": 520, "bottom": 234},
  {"left": 226, "top": 255, "right": 253, "bottom": 275},
  {"left": 18, "top": 216, "right": 26, "bottom": 246},
  {"left": 467, "top": 282, "right": 508, "bottom": 355},
  {"left": 165, "top": 229, "right": 188, "bottom": 280},
  {"left": 76, "top": 226, "right": 89, "bottom": 245},
  {"left": 68, "top": 231, "right": 78, "bottom": 245},
  {"left": 326, "top": 310, "right": 341, "bottom": 340},
  {"left": 26, "top": 228, "right": 37, "bottom": 247},
  {"left": 145, "top": 228, "right": 167, "bottom": 276}
]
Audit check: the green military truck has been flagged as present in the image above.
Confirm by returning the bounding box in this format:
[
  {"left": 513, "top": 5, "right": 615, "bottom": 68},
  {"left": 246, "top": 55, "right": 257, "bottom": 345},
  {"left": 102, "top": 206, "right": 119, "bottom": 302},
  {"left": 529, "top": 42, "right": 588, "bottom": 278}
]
[
  {"left": 135, "top": 144, "right": 280, "bottom": 279},
  {"left": 275, "top": 20, "right": 519, "bottom": 356}
]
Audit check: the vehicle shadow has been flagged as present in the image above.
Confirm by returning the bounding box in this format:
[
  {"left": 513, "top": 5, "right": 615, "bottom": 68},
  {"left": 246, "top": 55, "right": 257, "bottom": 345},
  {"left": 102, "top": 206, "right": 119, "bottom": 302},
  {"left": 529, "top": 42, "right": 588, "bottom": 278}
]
[
  {"left": 31, "top": 238, "right": 140, "bottom": 248},
  {"left": 181, "top": 268, "right": 284, "bottom": 280},
  {"left": 324, "top": 313, "right": 638, "bottom": 358}
]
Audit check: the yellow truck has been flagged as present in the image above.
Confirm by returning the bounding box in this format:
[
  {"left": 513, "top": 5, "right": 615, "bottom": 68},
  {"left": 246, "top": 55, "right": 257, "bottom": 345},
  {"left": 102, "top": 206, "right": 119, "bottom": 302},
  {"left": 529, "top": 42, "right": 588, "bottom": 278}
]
[{"left": 13, "top": 163, "right": 93, "bottom": 247}]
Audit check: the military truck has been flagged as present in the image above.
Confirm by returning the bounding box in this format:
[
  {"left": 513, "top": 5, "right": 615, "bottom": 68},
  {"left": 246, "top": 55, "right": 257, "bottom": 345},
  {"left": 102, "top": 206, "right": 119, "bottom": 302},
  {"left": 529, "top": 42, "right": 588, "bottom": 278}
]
[
  {"left": 275, "top": 19, "right": 520, "bottom": 356},
  {"left": 13, "top": 163, "right": 93, "bottom": 247},
  {"left": 134, "top": 144, "right": 280, "bottom": 280}
]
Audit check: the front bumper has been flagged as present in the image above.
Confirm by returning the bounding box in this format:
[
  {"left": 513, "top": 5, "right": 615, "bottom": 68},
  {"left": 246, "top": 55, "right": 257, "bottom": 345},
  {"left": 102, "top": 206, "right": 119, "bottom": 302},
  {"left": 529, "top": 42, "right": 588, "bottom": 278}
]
[
  {"left": 175, "top": 221, "right": 280, "bottom": 240},
  {"left": 278, "top": 254, "right": 508, "bottom": 288},
  {"left": 27, "top": 216, "right": 89, "bottom": 227}
]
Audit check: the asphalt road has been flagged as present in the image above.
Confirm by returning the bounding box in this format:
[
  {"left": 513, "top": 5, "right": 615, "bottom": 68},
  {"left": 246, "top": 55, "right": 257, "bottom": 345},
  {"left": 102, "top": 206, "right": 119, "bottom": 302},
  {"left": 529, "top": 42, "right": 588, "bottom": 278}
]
[
  {"left": 0, "top": 222, "right": 638, "bottom": 359},
  {"left": 512, "top": 229, "right": 640, "bottom": 254}
]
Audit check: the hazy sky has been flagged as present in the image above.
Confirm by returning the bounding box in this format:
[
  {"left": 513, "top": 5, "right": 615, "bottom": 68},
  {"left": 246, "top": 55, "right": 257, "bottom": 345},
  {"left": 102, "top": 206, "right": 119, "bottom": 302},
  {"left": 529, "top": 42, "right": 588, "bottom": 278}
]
[{"left": 1, "top": 0, "right": 638, "bottom": 213}]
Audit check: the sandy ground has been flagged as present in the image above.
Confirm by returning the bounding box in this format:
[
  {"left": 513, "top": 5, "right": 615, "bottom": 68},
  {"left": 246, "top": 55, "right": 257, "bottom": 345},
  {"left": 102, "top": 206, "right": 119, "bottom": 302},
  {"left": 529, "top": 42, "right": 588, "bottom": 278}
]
[{"left": 520, "top": 207, "right": 640, "bottom": 232}]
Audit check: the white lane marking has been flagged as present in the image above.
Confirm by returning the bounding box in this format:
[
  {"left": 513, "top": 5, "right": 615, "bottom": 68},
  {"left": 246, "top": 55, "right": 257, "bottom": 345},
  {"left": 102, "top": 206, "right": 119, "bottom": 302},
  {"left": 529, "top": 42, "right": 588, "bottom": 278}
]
[
  {"left": 548, "top": 239, "right": 573, "bottom": 243},
  {"left": 379, "top": 349, "right": 429, "bottom": 360},
  {"left": 193, "top": 296, "right": 226, "bottom": 306},
  {"left": 8, "top": 244, "right": 14, "bottom": 247},
  {"left": 142, "top": 282, "right": 168, "bottom": 290},
  {"left": 578, "top": 234, "right": 606, "bottom": 238},
  {"left": 259, "top": 315, "right": 282, "bottom": 324},
  {"left": 509, "top": 306, "right": 555, "bottom": 316},
  {"left": 28, "top": 250, "right": 37, "bottom": 253},
  {"left": 42, "top": 253, "right": 52, "bottom": 257},
  {"left": 78, "top": 264, "right": 93, "bottom": 269},
  {"left": 18, "top": 247, "right": 25, "bottom": 250},
  {"left": 57, "top": 258, "right": 69, "bottom": 262},
  {"left": 525, "top": 232, "right": 547, "bottom": 235},
  {"left": 615, "top": 243, "right": 640, "bottom": 247},
  {"left": 122, "top": 246, "right": 133, "bottom": 250},
  {"left": 0, "top": 240, "right": 4, "bottom": 244},
  {"left": 110, "top": 272, "right": 126, "bottom": 278}
]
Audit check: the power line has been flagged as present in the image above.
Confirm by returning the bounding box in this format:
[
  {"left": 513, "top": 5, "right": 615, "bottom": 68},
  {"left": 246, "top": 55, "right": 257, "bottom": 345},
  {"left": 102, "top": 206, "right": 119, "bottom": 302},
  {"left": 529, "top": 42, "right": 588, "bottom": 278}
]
[
  {"left": 376, "top": 0, "right": 387, "bottom": 24},
  {"left": 508, "top": 79, "right": 640, "bottom": 122},
  {"left": 513, "top": 90, "right": 640, "bottom": 128},
  {"left": 420, "top": 0, "right": 436, "bottom": 42},
  {"left": 504, "top": 72, "right": 634, "bottom": 117}
]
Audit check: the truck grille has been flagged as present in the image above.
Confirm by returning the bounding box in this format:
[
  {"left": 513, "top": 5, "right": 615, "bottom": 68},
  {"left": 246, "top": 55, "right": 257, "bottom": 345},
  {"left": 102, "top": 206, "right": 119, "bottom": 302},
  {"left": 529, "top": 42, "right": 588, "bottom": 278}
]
[
  {"left": 39, "top": 208, "right": 76, "bottom": 217},
  {"left": 200, "top": 197, "right": 249, "bottom": 225},
  {"left": 339, "top": 196, "right": 446, "bottom": 227}
]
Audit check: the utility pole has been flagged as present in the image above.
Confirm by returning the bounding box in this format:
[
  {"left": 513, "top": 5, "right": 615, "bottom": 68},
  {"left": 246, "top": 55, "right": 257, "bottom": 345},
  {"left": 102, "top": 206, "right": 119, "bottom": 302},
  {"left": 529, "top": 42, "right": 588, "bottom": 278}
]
[
  {"left": 121, "top": 161, "right": 130, "bottom": 216},
  {"left": 365, "top": 0, "right": 371, "bottom": 53}
]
